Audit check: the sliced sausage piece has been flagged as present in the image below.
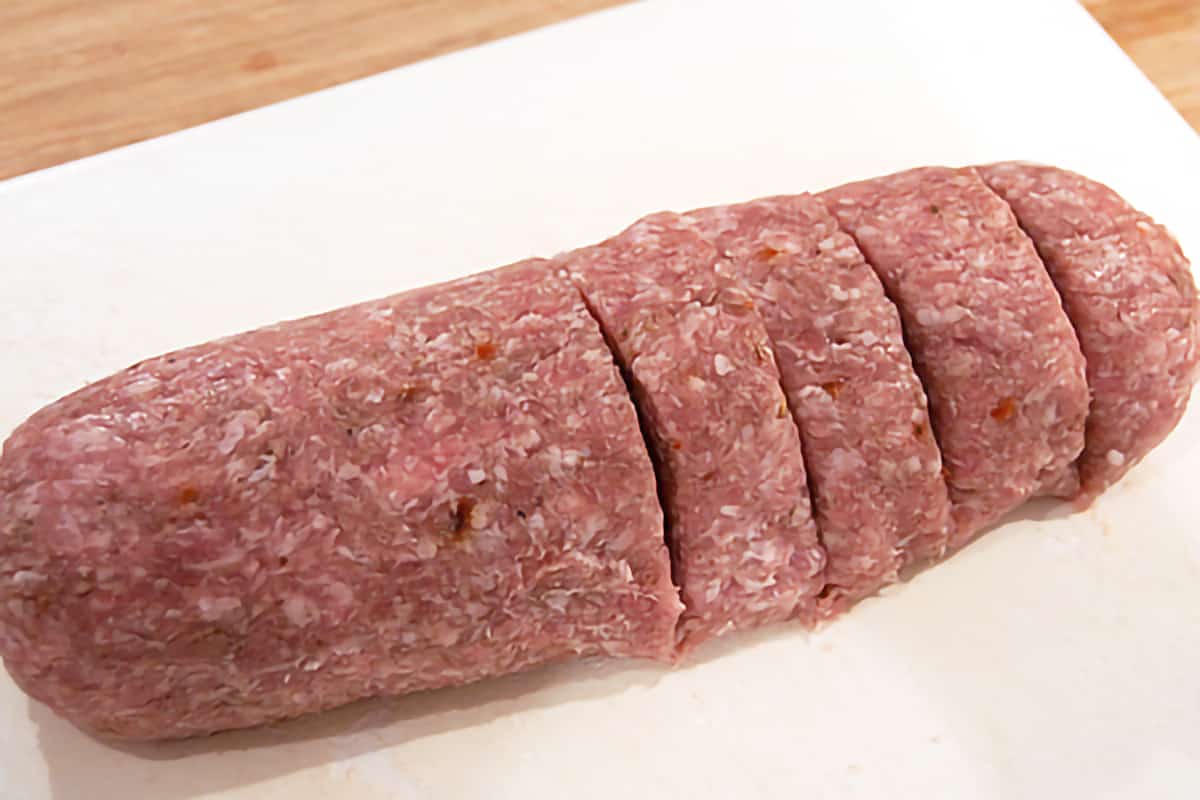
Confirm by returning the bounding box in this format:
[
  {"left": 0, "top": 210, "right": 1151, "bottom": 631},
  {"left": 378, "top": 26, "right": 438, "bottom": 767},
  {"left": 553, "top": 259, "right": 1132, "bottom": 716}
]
[
  {"left": 0, "top": 259, "right": 681, "bottom": 740},
  {"left": 820, "top": 168, "right": 1089, "bottom": 547},
  {"left": 560, "top": 213, "right": 825, "bottom": 647},
  {"left": 978, "top": 162, "right": 1200, "bottom": 505},
  {"left": 682, "top": 195, "right": 951, "bottom": 613}
]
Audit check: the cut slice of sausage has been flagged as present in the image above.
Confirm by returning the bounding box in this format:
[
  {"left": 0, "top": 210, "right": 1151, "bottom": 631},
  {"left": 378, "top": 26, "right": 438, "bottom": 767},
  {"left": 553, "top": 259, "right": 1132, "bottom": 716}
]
[
  {"left": 978, "top": 162, "right": 1200, "bottom": 505},
  {"left": 0, "top": 258, "right": 681, "bottom": 739},
  {"left": 821, "top": 168, "right": 1089, "bottom": 547},
  {"left": 560, "top": 213, "right": 825, "bottom": 647},
  {"left": 683, "top": 195, "right": 951, "bottom": 613}
]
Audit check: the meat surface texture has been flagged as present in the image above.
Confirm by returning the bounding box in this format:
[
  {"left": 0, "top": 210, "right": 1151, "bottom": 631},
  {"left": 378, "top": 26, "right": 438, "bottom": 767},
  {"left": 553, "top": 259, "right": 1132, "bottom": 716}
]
[
  {"left": 0, "top": 163, "right": 1195, "bottom": 742},
  {"left": 0, "top": 259, "right": 681, "bottom": 739},
  {"left": 683, "top": 196, "right": 951, "bottom": 613},
  {"left": 821, "top": 168, "right": 1090, "bottom": 547},
  {"left": 561, "top": 213, "right": 825, "bottom": 647},
  {"left": 978, "top": 162, "right": 1200, "bottom": 505}
]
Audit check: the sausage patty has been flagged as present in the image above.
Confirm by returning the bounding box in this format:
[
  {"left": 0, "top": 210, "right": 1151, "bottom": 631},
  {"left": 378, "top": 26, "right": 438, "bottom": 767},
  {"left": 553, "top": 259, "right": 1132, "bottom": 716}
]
[
  {"left": 978, "top": 162, "right": 1200, "bottom": 504},
  {"left": 561, "top": 213, "right": 825, "bottom": 646},
  {"left": 821, "top": 168, "right": 1089, "bottom": 546},
  {"left": 684, "top": 195, "right": 950, "bottom": 613}
]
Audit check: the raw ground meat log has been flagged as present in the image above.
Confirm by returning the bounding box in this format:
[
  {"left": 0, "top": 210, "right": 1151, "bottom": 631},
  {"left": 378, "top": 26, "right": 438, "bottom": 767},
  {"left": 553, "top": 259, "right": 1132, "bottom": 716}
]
[
  {"left": 0, "top": 163, "right": 1195, "bottom": 742},
  {"left": 0, "top": 259, "right": 681, "bottom": 739},
  {"left": 821, "top": 168, "right": 1090, "bottom": 547},
  {"left": 683, "top": 196, "right": 951, "bottom": 614},
  {"left": 560, "top": 213, "right": 826, "bottom": 647},
  {"left": 978, "top": 162, "right": 1200, "bottom": 505}
]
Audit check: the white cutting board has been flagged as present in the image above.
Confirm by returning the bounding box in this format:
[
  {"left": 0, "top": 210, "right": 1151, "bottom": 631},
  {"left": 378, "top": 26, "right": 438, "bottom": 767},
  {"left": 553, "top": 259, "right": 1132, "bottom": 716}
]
[{"left": 2, "top": 1, "right": 1199, "bottom": 798}]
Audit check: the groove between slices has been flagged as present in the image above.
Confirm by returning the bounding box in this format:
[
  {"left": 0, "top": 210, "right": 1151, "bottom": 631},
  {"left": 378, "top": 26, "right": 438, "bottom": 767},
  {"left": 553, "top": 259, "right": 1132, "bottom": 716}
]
[
  {"left": 682, "top": 195, "right": 951, "bottom": 614},
  {"left": 977, "top": 162, "right": 1200, "bottom": 506},
  {"left": 819, "top": 167, "right": 1089, "bottom": 547},
  {"left": 559, "top": 213, "right": 825, "bottom": 649}
]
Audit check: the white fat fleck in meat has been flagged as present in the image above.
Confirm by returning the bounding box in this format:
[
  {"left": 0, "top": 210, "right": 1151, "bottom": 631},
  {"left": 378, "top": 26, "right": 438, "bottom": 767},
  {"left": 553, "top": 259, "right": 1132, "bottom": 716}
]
[
  {"left": 196, "top": 596, "right": 243, "bottom": 622},
  {"left": 282, "top": 595, "right": 318, "bottom": 627},
  {"left": 335, "top": 545, "right": 368, "bottom": 564},
  {"left": 747, "top": 538, "right": 781, "bottom": 563},
  {"left": 545, "top": 445, "right": 566, "bottom": 479},
  {"left": 247, "top": 454, "right": 277, "bottom": 484},
  {"left": 915, "top": 307, "right": 941, "bottom": 326},
  {"left": 65, "top": 424, "right": 121, "bottom": 454},
  {"left": 941, "top": 305, "right": 968, "bottom": 324},
  {"left": 429, "top": 408, "right": 459, "bottom": 434},
  {"left": 713, "top": 354, "right": 734, "bottom": 376},
  {"left": 703, "top": 579, "right": 723, "bottom": 604},
  {"left": 1106, "top": 450, "right": 1126, "bottom": 467},
  {"left": 574, "top": 514, "right": 606, "bottom": 547},
  {"left": 123, "top": 375, "right": 161, "bottom": 397},
  {"left": 191, "top": 550, "right": 251, "bottom": 571},
  {"left": 467, "top": 468, "right": 487, "bottom": 485},
  {"left": 734, "top": 574, "right": 778, "bottom": 593},
  {"left": 468, "top": 502, "right": 491, "bottom": 530},
  {"left": 216, "top": 412, "right": 256, "bottom": 455},
  {"left": 516, "top": 428, "right": 541, "bottom": 450},
  {"left": 543, "top": 590, "right": 571, "bottom": 614},
  {"left": 331, "top": 638, "right": 366, "bottom": 657},
  {"left": 11, "top": 571, "right": 45, "bottom": 588},
  {"left": 325, "top": 357, "right": 359, "bottom": 376}
]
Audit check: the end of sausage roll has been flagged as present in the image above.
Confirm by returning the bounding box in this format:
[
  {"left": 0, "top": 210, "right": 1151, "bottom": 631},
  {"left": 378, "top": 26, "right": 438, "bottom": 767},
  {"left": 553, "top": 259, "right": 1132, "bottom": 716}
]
[
  {"left": 0, "top": 260, "right": 681, "bottom": 739},
  {"left": 978, "top": 162, "right": 1200, "bottom": 506}
]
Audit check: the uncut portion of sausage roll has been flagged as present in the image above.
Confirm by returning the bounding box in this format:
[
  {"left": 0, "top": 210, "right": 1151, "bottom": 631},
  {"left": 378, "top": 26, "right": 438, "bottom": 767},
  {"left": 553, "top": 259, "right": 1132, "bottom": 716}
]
[{"left": 0, "top": 259, "right": 681, "bottom": 740}]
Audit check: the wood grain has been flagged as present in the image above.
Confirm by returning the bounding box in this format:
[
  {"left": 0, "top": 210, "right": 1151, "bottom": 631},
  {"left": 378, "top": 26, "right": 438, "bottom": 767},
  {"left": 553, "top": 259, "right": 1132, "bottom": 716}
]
[
  {"left": 0, "top": 0, "right": 626, "bottom": 180},
  {"left": 0, "top": 1, "right": 1195, "bottom": 180},
  {"left": 1082, "top": 0, "right": 1200, "bottom": 130}
]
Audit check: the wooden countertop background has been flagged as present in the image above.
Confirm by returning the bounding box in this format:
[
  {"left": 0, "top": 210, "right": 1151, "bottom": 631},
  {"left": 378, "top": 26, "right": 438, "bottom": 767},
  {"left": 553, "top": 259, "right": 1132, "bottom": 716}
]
[{"left": 0, "top": 0, "right": 1196, "bottom": 181}]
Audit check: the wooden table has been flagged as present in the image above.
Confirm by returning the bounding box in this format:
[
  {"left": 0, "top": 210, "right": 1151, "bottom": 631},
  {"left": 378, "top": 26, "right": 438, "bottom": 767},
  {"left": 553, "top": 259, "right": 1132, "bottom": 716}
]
[{"left": 1, "top": 1, "right": 1195, "bottom": 181}]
